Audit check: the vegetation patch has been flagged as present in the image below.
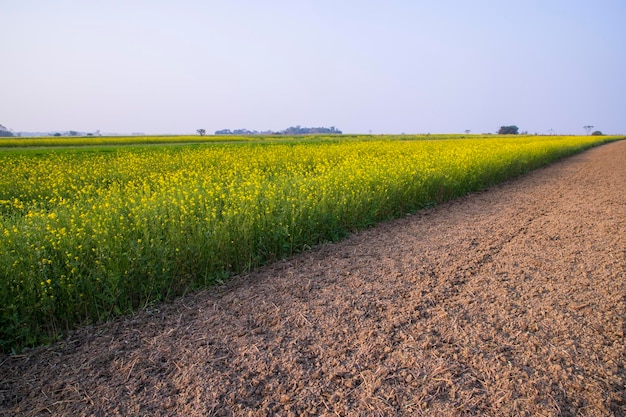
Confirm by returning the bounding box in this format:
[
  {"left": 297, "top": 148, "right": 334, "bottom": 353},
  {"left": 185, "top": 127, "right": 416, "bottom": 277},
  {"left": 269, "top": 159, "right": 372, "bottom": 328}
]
[{"left": 0, "top": 134, "right": 621, "bottom": 351}]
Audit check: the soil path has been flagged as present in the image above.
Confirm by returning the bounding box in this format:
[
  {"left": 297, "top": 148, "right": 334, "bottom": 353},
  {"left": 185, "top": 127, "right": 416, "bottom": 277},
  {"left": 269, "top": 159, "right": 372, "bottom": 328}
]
[{"left": 2, "top": 140, "right": 625, "bottom": 417}]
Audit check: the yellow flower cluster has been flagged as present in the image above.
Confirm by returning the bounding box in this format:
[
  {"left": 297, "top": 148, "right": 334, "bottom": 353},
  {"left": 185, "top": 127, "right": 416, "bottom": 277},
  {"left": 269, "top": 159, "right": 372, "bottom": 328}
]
[
  {"left": 0, "top": 134, "right": 618, "bottom": 350},
  {"left": 0, "top": 134, "right": 252, "bottom": 148}
]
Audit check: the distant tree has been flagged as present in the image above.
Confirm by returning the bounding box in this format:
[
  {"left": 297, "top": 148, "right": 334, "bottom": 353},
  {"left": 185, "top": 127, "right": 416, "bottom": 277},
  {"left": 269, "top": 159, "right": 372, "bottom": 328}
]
[
  {"left": 0, "top": 124, "right": 14, "bottom": 137},
  {"left": 53, "top": 132, "right": 61, "bottom": 136},
  {"left": 464, "top": 130, "right": 471, "bottom": 134},
  {"left": 498, "top": 125, "right": 519, "bottom": 135},
  {"left": 69, "top": 130, "right": 78, "bottom": 136},
  {"left": 591, "top": 130, "right": 603, "bottom": 136},
  {"left": 282, "top": 126, "right": 342, "bottom": 135},
  {"left": 232, "top": 129, "right": 258, "bottom": 135},
  {"left": 216, "top": 126, "right": 342, "bottom": 135},
  {"left": 197, "top": 129, "right": 206, "bottom": 136},
  {"left": 583, "top": 125, "right": 594, "bottom": 135}
]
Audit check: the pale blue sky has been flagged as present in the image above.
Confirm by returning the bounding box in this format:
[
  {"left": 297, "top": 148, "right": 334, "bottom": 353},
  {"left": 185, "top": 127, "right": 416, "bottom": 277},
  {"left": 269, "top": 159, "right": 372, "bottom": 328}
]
[{"left": 2, "top": 1, "right": 625, "bottom": 135}]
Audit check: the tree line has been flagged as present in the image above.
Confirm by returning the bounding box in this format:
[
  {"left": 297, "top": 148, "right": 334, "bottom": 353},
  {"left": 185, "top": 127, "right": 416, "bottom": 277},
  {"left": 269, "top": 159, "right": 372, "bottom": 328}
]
[
  {"left": 213, "top": 126, "right": 342, "bottom": 135},
  {"left": 0, "top": 124, "right": 14, "bottom": 137}
]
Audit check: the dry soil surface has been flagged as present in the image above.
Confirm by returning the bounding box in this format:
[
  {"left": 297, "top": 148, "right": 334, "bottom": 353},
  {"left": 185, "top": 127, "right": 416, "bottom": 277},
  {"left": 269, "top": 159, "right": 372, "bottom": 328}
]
[{"left": 1, "top": 140, "right": 625, "bottom": 417}]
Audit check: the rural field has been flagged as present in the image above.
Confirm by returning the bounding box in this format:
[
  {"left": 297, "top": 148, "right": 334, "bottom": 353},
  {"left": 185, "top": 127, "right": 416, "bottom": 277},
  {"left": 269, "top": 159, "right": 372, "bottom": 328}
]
[{"left": 0, "top": 135, "right": 625, "bottom": 415}]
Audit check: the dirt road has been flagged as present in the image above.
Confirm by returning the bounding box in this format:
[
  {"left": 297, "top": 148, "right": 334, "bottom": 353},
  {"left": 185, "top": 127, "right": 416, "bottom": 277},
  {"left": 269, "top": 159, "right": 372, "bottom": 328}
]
[{"left": 2, "top": 140, "right": 625, "bottom": 416}]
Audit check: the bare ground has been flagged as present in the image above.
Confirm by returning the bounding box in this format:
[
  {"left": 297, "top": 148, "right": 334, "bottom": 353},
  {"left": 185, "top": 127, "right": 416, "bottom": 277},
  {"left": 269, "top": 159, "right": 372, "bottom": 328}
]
[{"left": 1, "top": 140, "right": 625, "bottom": 417}]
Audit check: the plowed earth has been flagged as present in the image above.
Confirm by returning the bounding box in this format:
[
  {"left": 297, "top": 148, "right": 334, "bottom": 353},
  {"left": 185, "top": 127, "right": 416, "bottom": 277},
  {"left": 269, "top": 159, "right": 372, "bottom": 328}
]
[{"left": 1, "top": 140, "right": 625, "bottom": 417}]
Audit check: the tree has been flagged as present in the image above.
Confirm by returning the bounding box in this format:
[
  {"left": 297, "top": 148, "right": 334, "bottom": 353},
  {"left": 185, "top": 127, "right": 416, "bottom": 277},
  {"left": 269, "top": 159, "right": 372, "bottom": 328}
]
[
  {"left": 215, "top": 126, "right": 342, "bottom": 135},
  {"left": 591, "top": 130, "right": 603, "bottom": 136},
  {"left": 0, "top": 124, "right": 14, "bottom": 137},
  {"left": 583, "top": 125, "right": 594, "bottom": 135},
  {"left": 498, "top": 125, "right": 519, "bottom": 135},
  {"left": 197, "top": 129, "right": 206, "bottom": 136}
]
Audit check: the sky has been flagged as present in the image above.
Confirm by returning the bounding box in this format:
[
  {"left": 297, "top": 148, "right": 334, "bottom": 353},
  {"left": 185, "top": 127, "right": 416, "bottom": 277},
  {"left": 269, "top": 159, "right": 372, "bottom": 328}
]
[{"left": 2, "top": 0, "right": 625, "bottom": 135}]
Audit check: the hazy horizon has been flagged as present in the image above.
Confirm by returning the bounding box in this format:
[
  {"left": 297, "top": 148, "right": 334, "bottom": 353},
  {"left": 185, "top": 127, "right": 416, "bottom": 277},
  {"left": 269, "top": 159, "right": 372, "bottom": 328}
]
[{"left": 2, "top": 1, "right": 625, "bottom": 136}]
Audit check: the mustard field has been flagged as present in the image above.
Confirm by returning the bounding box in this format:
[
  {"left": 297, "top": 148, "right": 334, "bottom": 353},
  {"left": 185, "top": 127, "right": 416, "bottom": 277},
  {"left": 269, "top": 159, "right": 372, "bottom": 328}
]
[{"left": 0, "top": 134, "right": 620, "bottom": 350}]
